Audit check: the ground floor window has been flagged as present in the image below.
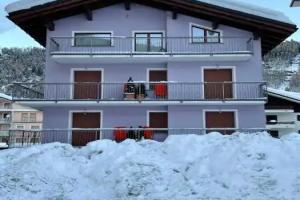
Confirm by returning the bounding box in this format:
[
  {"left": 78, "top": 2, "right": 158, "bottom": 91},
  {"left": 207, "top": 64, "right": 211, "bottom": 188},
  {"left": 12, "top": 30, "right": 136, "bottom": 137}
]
[
  {"left": 71, "top": 112, "right": 101, "bottom": 146},
  {"left": 205, "top": 111, "right": 236, "bottom": 135}
]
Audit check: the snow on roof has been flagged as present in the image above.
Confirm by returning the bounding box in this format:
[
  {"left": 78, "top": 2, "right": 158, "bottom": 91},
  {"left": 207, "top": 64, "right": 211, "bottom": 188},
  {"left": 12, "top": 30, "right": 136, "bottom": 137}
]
[
  {"left": 5, "top": 0, "right": 56, "bottom": 13},
  {"left": 0, "top": 93, "right": 12, "bottom": 101},
  {"left": 5, "top": 0, "right": 294, "bottom": 24},
  {"left": 195, "top": 0, "right": 293, "bottom": 24},
  {"left": 268, "top": 88, "right": 300, "bottom": 103}
]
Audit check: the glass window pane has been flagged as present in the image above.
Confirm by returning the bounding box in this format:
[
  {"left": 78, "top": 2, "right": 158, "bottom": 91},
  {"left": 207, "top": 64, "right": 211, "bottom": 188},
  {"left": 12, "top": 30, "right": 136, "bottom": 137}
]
[
  {"left": 74, "top": 33, "right": 112, "bottom": 47},
  {"left": 207, "top": 30, "right": 220, "bottom": 43},
  {"left": 192, "top": 26, "right": 205, "bottom": 43},
  {"left": 135, "top": 33, "right": 148, "bottom": 52},
  {"left": 150, "top": 33, "right": 163, "bottom": 52}
]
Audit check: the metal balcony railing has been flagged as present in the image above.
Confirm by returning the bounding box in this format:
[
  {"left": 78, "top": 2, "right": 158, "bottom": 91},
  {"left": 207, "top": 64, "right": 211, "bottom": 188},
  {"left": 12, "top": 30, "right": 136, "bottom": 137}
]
[
  {"left": 7, "top": 128, "right": 267, "bottom": 148},
  {"left": 49, "top": 36, "right": 254, "bottom": 56},
  {"left": 11, "top": 82, "right": 267, "bottom": 102}
]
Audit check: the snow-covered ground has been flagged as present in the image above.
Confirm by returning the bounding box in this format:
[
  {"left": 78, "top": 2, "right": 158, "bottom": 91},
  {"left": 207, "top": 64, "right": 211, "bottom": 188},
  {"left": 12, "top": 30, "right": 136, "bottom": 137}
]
[{"left": 1, "top": 132, "right": 300, "bottom": 200}]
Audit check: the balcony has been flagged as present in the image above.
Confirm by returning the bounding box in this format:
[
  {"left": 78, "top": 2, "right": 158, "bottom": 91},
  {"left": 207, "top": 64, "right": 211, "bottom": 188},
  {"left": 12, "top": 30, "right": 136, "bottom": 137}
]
[
  {"left": 11, "top": 82, "right": 266, "bottom": 106},
  {"left": 49, "top": 36, "right": 254, "bottom": 63},
  {"left": 266, "top": 121, "right": 296, "bottom": 129},
  {"left": 0, "top": 118, "right": 11, "bottom": 124},
  {"left": 7, "top": 128, "right": 266, "bottom": 148}
]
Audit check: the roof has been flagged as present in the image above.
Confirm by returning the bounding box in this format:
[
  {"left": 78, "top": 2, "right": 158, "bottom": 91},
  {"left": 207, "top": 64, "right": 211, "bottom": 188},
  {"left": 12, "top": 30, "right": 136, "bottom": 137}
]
[
  {"left": 267, "top": 88, "right": 300, "bottom": 104},
  {"left": 291, "top": 0, "right": 300, "bottom": 7},
  {"left": 5, "top": 0, "right": 298, "bottom": 54},
  {"left": 0, "top": 93, "right": 12, "bottom": 101}
]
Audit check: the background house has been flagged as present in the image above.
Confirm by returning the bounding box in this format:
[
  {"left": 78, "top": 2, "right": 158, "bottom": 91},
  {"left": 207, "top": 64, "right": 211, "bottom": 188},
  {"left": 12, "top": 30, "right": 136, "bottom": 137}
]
[
  {"left": 265, "top": 88, "right": 300, "bottom": 137},
  {"left": 0, "top": 93, "right": 43, "bottom": 147}
]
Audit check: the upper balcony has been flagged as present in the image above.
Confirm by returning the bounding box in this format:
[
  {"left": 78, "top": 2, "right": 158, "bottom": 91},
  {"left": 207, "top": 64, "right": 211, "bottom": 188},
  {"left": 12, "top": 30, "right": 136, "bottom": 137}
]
[
  {"left": 11, "top": 82, "right": 267, "bottom": 107},
  {"left": 49, "top": 36, "right": 254, "bottom": 63}
]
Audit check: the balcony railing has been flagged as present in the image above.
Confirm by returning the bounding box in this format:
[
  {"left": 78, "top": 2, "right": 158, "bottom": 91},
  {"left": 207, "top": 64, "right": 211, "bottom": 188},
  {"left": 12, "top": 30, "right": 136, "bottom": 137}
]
[
  {"left": 7, "top": 128, "right": 266, "bottom": 148},
  {"left": 50, "top": 36, "right": 253, "bottom": 56},
  {"left": 11, "top": 82, "right": 267, "bottom": 102}
]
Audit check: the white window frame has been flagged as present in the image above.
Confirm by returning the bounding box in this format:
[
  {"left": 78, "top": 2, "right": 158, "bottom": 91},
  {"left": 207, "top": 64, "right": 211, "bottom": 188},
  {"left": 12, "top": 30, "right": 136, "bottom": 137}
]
[
  {"left": 189, "top": 23, "right": 223, "bottom": 44},
  {"left": 71, "top": 31, "right": 114, "bottom": 47},
  {"left": 201, "top": 66, "right": 237, "bottom": 100},
  {"left": 132, "top": 31, "right": 166, "bottom": 53}
]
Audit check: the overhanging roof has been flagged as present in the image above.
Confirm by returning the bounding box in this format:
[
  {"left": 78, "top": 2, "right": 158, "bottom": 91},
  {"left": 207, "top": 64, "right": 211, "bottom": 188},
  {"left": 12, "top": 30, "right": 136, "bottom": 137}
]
[
  {"left": 291, "top": 0, "right": 300, "bottom": 7},
  {"left": 268, "top": 88, "right": 300, "bottom": 104},
  {"left": 6, "top": 0, "right": 298, "bottom": 54}
]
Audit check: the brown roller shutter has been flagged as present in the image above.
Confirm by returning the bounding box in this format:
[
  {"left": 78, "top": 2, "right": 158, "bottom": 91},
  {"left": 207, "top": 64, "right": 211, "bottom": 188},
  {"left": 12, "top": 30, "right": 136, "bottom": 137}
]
[
  {"left": 149, "top": 70, "right": 167, "bottom": 82},
  {"left": 205, "top": 111, "right": 235, "bottom": 135},
  {"left": 149, "top": 112, "right": 168, "bottom": 128},
  {"left": 204, "top": 69, "right": 233, "bottom": 99},
  {"left": 74, "top": 71, "right": 102, "bottom": 99},
  {"left": 72, "top": 112, "right": 101, "bottom": 146}
]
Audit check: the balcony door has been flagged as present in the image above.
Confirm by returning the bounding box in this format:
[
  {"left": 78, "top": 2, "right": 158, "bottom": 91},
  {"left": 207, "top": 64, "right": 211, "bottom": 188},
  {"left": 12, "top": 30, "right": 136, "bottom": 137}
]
[
  {"left": 72, "top": 112, "right": 101, "bottom": 146},
  {"left": 134, "top": 32, "right": 164, "bottom": 52},
  {"left": 204, "top": 69, "right": 233, "bottom": 99},
  {"left": 148, "top": 111, "right": 168, "bottom": 141},
  {"left": 205, "top": 111, "right": 235, "bottom": 135},
  {"left": 73, "top": 71, "right": 102, "bottom": 100}
]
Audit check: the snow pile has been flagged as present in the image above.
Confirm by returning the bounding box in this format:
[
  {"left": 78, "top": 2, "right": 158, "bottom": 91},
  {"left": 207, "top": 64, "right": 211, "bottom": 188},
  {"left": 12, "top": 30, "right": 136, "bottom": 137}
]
[{"left": 1, "top": 132, "right": 300, "bottom": 200}]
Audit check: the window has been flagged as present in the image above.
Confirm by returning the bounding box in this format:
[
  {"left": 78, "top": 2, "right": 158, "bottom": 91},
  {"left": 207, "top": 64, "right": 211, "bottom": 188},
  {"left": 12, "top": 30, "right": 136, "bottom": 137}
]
[
  {"left": 31, "top": 125, "right": 40, "bottom": 130},
  {"left": 21, "top": 113, "right": 28, "bottom": 122},
  {"left": 74, "top": 32, "right": 112, "bottom": 47},
  {"left": 191, "top": 25, "right": 221, "bottom": 43},
  {"left": 4, "top": 103, "right": 10, "bottom": 109},
  {"left": 297, "top": 115, "right": 300, "bottom": 121},
  {"left": 269, "top": 130, "right": 279, "bottom": 138},
  {"left": 266, "top": 115, "right": 278, "bottom": 124},
  {"left": 134, "top": 33, "right": 164, "bottom": 52},
  {"left": 29, "top": 113, "right": 37, "bottom": 122},
  {"left": 16, "top": 125, "right": 24, "bottom": 129}
]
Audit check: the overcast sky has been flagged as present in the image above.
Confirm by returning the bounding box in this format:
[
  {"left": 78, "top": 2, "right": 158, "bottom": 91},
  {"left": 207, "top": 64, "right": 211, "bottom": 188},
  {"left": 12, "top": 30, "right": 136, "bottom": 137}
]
[{"left": 0, "top": 0, "right": 299, "bottom": 48}]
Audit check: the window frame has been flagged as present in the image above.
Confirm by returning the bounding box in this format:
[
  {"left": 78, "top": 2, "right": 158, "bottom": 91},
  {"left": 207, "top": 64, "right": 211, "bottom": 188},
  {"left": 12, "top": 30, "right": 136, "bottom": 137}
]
[
  {"left": 21, "top": 113, "right": 29, "bottom": 122},
  {"left": 133, "top": 32, "right": 165, "bottom": 52},
  {"left": 190, "top": 23, "right": 222, "bottom": 44},
  {"left": 29, "top": 113, "right": 37, "bottom": 122},
  {"left": 31, "top": 125, "right": 40, "bottom": 130},
  {"left": 72, "top": 31, "right": 113, "bottom": 47}
]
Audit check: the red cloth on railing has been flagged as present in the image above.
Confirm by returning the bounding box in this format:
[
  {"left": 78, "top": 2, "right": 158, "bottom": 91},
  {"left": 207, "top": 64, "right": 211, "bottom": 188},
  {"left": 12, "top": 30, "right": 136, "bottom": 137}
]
[
  {"left": 113, "top": 127, "right": 127, "bottom": 142},
  {"left": 143, "top": 127, "right": 154, "bottom": 140},
  {"left": 154, "top": 83, "right": 167, "bottom": 97}
]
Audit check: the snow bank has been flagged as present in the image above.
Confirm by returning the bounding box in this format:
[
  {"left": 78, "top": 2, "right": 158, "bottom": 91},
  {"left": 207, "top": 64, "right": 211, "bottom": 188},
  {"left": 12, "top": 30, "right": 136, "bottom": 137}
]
[{"left": 1, "top": 132, "right": 300, "bottom": 200}]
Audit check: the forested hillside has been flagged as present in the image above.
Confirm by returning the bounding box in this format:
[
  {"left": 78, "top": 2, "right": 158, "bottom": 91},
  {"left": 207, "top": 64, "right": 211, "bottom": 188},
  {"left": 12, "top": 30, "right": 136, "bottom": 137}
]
[
  {"left": 263, "top": 40, "right": 300, "bottom": 91},
  {"left": 0, "top": 42, "right": 299, "bottom": 93},
  {"left": 0, "top": 48, "right": 45, "bottom": 92}
]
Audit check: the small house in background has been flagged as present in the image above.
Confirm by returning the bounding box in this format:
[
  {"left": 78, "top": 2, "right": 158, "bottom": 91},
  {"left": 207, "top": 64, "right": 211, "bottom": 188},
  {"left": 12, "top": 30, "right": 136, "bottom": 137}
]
[
  {"left": 265, "top": 88, "right": 300, "bottom": 138},
  {"left": 291, "top": 0, "right": 300, "bottom": 7},
  {"left": 0, "top": 93, "right": 43, "bottom": 148}
]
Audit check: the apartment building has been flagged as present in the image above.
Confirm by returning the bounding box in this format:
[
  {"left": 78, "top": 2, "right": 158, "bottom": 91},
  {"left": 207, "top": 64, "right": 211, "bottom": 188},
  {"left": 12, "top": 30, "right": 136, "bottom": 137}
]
[
  {"left": 6, "top": 0, "right": 297, "bottom": 146},
  {"left": 0, "top": 93, "right": 43, "bottom": 146}
]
